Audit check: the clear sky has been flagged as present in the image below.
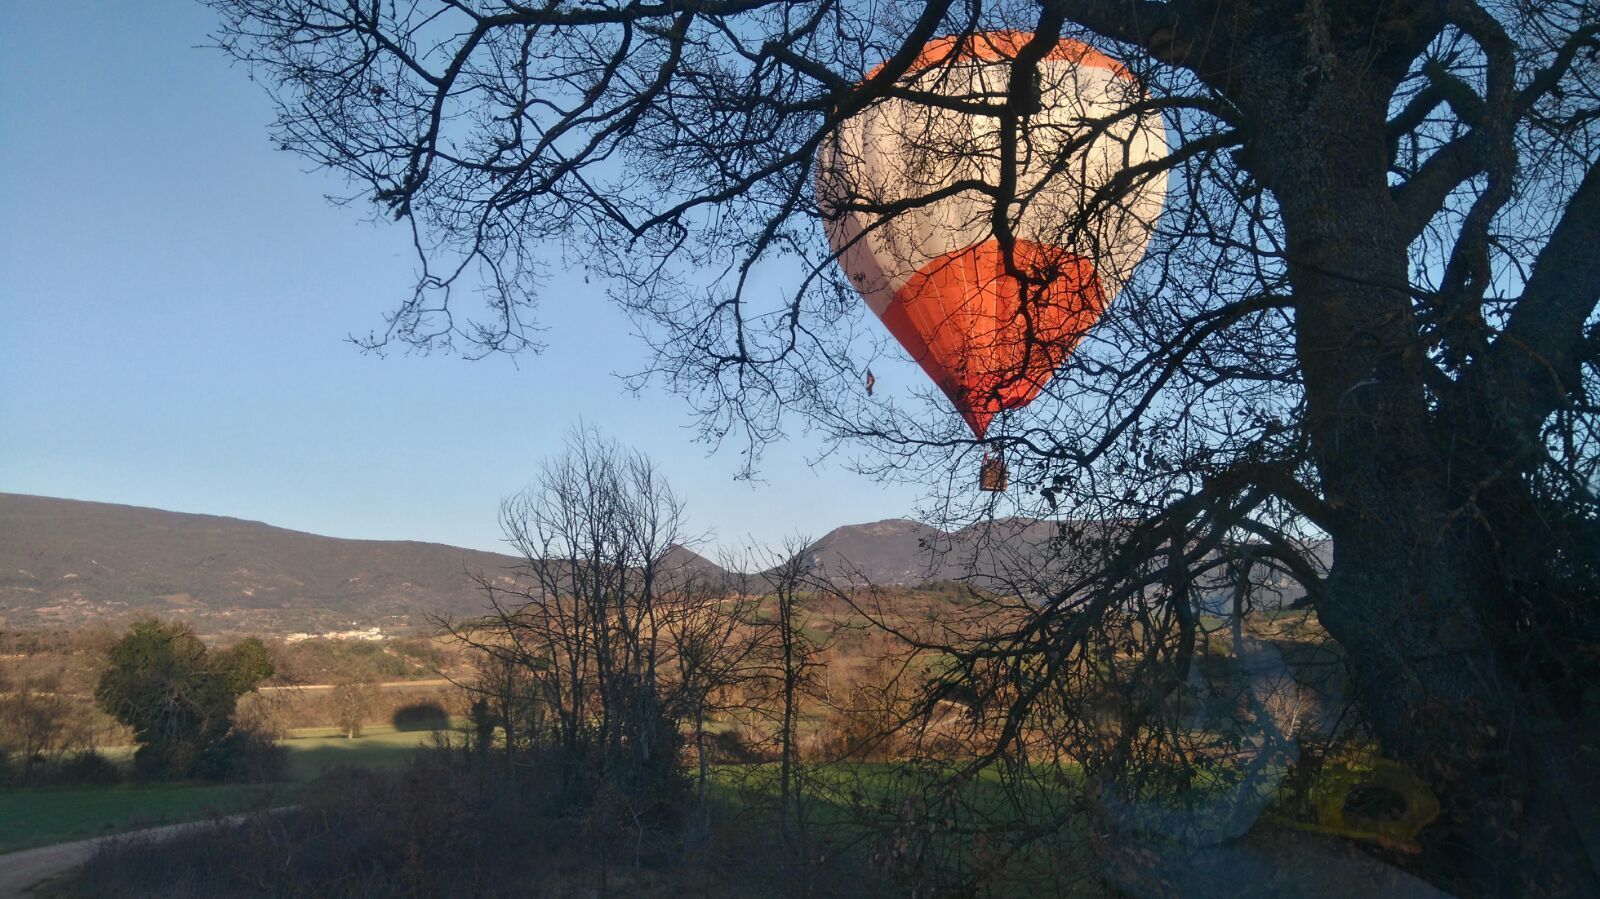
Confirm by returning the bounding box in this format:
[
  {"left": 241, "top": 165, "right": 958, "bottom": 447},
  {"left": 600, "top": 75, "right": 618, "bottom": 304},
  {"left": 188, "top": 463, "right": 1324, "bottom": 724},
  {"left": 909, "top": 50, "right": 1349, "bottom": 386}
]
[{"left": 0, "top": 1, "right": 926, "bottom": 557}]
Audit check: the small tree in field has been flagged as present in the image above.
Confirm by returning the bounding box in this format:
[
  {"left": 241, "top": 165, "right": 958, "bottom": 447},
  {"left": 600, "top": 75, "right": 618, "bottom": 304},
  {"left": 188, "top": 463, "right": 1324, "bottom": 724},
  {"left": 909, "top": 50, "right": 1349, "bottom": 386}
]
[
  {"left": 95, "top": 620, "right": 274, "bottom": 780},
  {"left": 333, "top": 679, "right": 377, "bottom": 739}
]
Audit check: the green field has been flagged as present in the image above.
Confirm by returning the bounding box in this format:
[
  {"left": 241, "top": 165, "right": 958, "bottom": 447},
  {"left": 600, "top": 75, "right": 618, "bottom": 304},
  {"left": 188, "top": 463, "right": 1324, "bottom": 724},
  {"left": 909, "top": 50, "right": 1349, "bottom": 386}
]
[
  {"left": 0, "top": 725, "right": 448, "bottom": 854},
  {"left": 279, "top": 724, "right": 449, "bottom": 780}
]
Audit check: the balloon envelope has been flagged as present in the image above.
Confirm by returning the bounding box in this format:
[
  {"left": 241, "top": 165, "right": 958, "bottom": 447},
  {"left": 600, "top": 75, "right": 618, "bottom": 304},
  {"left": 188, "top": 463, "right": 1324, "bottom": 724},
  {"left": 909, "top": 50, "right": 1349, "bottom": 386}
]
[{"left": 818, "top": 32, "right": 1168, "bottom": 438}]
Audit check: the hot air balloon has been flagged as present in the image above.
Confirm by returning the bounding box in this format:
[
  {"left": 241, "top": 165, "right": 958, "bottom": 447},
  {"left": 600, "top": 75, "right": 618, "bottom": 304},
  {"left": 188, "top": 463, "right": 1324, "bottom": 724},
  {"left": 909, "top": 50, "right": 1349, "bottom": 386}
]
[{"left": 816, "top": 32, "right": 1168, "bottom": 489}]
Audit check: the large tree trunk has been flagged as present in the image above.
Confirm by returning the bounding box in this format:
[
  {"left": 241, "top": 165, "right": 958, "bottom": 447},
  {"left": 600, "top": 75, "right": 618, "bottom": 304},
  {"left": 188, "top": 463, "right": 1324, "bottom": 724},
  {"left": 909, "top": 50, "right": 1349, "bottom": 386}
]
[{"left": 1249, "top": 61, "right": 1599, "bottom": 897}]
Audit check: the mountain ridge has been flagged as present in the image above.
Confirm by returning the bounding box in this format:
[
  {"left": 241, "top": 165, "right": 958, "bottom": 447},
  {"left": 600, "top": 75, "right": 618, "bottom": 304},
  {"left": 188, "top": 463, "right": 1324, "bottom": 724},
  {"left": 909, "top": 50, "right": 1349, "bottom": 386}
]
[
  {"left": 3, "top": 494, "right": 977, "bottom": 633},
  {"left": 1, "top": 493, "right": 1319, "bottom": 635}
]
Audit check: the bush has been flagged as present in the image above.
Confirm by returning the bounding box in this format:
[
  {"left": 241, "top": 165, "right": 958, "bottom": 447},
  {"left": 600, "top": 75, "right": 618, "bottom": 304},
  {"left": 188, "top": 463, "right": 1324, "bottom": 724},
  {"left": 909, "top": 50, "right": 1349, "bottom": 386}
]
[
  {"left": 703, "top": 728, "right": 769, "bottom": 764},
  {"left": 817, "top": 700, "right": 905, "bottom": 762},
  {"left": 217, "top": 727, "right": 289, "bottom": 783},
  {"left": 392, "top": 701, "right": 450, "bottom": 732},
  {"left": 52, "top": 750, "right": 124, "bottom": 786},
  {"left": 0, "top": 749, "right": 125, "bottom": 787}
]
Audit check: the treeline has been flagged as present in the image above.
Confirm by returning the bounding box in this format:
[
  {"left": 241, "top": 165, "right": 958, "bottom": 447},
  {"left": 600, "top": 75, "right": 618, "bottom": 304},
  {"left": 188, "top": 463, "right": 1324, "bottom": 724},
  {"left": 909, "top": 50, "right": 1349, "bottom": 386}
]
[
  {"left": 1, "top": 627, "right": 462, "bottom": 686},
  {"left": 1, "top": 620, "right": 280, "bottom": 785},
  {"left": 266, "top": 635, "right": 457, "bottom": 685}
]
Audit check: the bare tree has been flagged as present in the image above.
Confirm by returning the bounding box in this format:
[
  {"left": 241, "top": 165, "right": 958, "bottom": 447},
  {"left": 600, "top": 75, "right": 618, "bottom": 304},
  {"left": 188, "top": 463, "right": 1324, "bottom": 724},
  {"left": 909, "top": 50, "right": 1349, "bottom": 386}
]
[
  {"left": 767, "top": 543, "right": 812, "bottom": 844},
  {"left": 213, "top": 2, "right": 1599, "bottom": 894},
  {"left": 658, "top": 556, "right": 763, "bottom": 834},
  {"left": 739, "top": 537, "right": 847, "bottom": 870},
  {"left": 0, "top": 669, "right": 94, "bottom": 782},
  {"left": 446, "top": 426, "right": 759, "bottom": 842},
  {"left": 464, "top": 641, "right": 543, "bottom": 783}
]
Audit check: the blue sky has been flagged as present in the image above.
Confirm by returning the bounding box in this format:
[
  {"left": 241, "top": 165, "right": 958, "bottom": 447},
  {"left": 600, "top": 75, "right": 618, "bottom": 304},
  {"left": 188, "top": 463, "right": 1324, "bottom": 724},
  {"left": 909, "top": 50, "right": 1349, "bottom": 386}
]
[{"left": 0, "top": 1, "right": 925, "bottom": 556}]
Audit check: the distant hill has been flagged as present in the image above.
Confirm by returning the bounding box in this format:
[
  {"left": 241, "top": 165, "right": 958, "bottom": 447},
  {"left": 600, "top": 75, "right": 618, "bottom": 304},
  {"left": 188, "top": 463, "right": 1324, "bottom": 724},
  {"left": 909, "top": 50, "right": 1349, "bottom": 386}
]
[
  {"left": 0, "top": 494, "right": 731, "bottom": 635},
  {"left": 798, "top": 516, "right": 1327, "bottom": 608},
  {"left": 0, "top": 493, "right": 531, "bottom": 635},
  {"left": 801, "top": 519, "right": 947, "bottom": 584},
  {"left": 0, "top": 496, "right": 1034, "bottom": 633},
  {"left": 799, "top": 516, "right": 1086, "bottom": 588}
]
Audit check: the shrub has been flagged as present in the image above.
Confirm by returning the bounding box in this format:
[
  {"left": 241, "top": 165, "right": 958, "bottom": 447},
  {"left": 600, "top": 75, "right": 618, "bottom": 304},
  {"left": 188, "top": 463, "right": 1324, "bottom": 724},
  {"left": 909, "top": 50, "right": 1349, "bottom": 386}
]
[
  {"left": 51, "top": 750, "right": 123, "bottom": 786},
  {"left": 75, "top": 750, "right": 506, "bottom": 898},
  {"left": 0, "top": 749, "right": 125, "bottom": 788},
  {"left": 703, "top": 729, "right": 768, "bottom": 764},
  {"left": 217, "top": 727, "right": 289, "bottom": 783}
]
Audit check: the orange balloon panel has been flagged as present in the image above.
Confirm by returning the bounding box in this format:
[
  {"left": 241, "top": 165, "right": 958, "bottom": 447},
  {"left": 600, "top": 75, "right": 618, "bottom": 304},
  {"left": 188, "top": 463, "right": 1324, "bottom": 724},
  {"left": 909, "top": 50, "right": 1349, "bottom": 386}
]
[{"left": 877, "top": 240, "right": 1105, "bottom": 439}]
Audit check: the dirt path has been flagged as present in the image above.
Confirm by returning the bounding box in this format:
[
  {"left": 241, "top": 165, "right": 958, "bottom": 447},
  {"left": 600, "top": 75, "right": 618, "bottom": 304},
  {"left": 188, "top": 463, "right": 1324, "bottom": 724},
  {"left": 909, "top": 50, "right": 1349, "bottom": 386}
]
[
  {"left": 0, "top": 837, "right": 99, "bottom": 898},
  {"left": 257, "top": 677, "right": 453, "bottom": 693},
  {"left": 0, "top": 813, "right": 269, "bottom": 897}
]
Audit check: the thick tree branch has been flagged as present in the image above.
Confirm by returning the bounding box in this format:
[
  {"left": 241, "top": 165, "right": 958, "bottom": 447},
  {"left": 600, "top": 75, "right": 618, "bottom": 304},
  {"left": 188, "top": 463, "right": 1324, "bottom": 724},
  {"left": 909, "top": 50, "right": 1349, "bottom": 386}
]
[{"left": 1468, "top": 158, "right": 1600, "bottom": 439}]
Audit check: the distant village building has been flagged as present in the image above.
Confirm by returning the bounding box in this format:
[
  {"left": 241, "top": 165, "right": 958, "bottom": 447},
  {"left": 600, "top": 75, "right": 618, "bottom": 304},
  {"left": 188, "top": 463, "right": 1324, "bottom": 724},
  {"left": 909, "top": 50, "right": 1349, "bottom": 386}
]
[{"left": 284, "top": 626, "right": 385, "bottom": 644}]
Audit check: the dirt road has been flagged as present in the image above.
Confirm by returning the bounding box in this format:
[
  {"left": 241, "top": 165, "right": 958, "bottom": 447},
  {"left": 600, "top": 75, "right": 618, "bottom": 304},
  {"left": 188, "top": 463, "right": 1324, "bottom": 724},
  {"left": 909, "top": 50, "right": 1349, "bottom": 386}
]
[
  {"left": 256, "top": 677, "right": 453, "bottom": 693},
  {"left": 0, "top": 836, "right": 100, "bottom": 897}
]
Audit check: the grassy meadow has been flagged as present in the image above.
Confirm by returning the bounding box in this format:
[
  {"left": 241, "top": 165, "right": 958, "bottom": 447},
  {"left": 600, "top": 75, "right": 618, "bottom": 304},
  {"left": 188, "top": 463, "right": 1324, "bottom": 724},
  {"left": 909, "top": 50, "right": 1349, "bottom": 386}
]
[{"left": 0, "top": 724, "right": 444, "bottom": 853}]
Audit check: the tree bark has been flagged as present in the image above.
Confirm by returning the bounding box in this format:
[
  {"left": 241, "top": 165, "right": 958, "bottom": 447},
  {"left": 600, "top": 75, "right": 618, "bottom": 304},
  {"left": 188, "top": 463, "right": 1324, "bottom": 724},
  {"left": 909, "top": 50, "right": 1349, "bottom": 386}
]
[{"left": 1247, "top": 54, "right": 1599, "bottom": 898}]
